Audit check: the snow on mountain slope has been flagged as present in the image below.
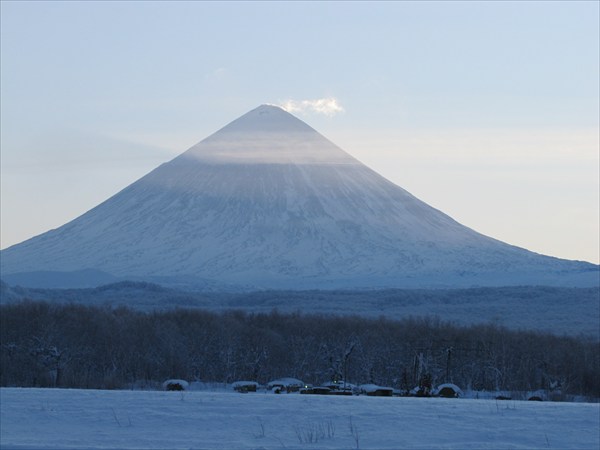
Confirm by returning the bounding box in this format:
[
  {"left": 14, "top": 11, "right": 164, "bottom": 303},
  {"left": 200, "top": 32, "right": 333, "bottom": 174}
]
[{"left": 1, "top": 105, "right": 597, "bottom": 289}]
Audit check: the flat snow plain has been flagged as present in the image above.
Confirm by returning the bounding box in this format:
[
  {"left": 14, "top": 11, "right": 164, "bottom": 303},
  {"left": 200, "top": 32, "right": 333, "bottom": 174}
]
[{"left": 1, "top": 388, "right": 599, "bottom": 449}]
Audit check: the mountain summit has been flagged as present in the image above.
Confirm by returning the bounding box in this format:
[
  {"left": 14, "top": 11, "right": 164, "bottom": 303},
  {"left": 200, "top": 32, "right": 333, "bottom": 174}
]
[
  {"left": 1, "top": 105, "right": 597, "bottom": 289},
  {"left": 181, "top": 104, "right": 359, "bottom": 165}
]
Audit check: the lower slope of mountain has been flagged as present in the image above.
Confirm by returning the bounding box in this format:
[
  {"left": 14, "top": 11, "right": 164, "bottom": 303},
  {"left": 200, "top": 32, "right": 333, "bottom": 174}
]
[{"left": 1, "top": 105, "right": 598, "bottom": 289}]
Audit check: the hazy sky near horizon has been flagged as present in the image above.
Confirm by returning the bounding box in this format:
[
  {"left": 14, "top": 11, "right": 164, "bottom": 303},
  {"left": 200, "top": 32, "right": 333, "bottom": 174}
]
[{"left": 1, "top": 1, "right": 599, "bottom": 264}]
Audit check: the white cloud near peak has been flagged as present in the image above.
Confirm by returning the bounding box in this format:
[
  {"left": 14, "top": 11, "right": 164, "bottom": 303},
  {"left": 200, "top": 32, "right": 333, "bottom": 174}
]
[{"left": 279, "top": 97, "right": 345, "bottom": 116}]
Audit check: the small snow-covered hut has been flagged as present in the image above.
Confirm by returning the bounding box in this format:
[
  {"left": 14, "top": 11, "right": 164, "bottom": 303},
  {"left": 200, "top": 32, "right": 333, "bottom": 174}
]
[
  {"left": 435, "top": 383, "right": 463, "bottom": 398},
  {"left": 232, "top": 381, "right": 259, "bottom": 393},
  {"left": 359, "top": 384, "right": 393, "bottom": 397},
  {"left": 267, "top": 378, "right": 304, "bottom": 393},
  {"left": 162, "top": 379, "right": 189, "bottom": 391},
  {"left": 300, "top": 386, "right": 331, "bottom": 395}
]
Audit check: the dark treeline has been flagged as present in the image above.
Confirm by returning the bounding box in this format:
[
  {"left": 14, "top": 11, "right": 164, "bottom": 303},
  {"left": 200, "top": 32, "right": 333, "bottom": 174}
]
[{"left": 1, "top": 301, "right": 598, "bottom": 398}]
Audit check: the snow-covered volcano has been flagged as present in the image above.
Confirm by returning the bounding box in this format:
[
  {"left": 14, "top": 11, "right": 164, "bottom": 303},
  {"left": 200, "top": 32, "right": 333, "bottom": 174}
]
[{"left": 1, "top": 105, "right": 597, "bottom": 289}]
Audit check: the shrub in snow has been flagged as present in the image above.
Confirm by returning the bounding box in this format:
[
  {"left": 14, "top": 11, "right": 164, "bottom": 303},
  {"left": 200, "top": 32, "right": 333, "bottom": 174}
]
[
  {"left": 409, "top": 373, "right": 434, "bottom": 397},
  {"left": 294, "top": 420, "right": 336, "bottom": 444},
  {"left": 410, "top": 387, "right": 429, "bottom": 397},
  {"left": 232, "top": 381, "right": 259, "bottom": 393},
  {"left": 410, "top": 373, "right": 434, "bottom": 397},
  {"left": 527, "top": 390, "right": 547, "bottom": 401},
  {"left": 392, "top": 388, "right": 408, "bottom": 397},
  {"left": 162, "top": 379, "right": 189, "bottom": 391}
]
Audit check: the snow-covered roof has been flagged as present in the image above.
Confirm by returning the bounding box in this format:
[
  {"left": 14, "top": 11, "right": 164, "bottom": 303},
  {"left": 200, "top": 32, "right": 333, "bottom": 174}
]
[
  {"left": 267, "top": 378, "right": 304, "bottom": 388},
  {"left": 359, "top": 384, "right": 393, "bottom": 393}
]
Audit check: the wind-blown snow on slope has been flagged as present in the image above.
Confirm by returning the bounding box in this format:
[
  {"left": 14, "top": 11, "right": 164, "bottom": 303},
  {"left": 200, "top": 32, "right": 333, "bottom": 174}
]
[{"left": 1, "top": 105, "right": 597, "bottom": 289}]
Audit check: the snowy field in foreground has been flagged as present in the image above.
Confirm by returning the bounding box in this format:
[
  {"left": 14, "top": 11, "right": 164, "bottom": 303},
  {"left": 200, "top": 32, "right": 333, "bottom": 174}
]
[{"left": 1, "top": 388, "right": 599, "bottom": 449}]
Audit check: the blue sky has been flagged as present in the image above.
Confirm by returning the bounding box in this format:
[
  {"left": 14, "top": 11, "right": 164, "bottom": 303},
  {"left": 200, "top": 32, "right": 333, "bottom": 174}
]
[{"left": 1, "top": 1, "right": 598, "bottom": 263}]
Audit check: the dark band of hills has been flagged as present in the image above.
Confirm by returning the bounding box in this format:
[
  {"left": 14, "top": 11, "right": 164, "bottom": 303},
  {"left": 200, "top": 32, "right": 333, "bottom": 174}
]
[{"left": 1, "top": 280, "right": 598, "bottom": 338}]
